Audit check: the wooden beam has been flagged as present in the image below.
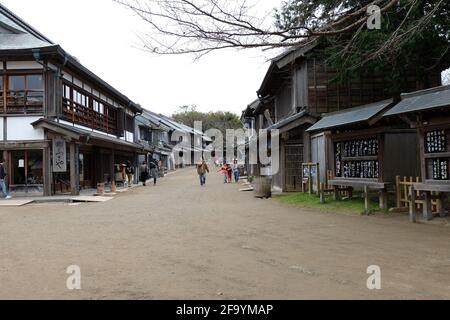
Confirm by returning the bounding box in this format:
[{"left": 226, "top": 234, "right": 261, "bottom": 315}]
[
  {"left": 43, "top": 145, "right": 52, "bottom": 196},
  {"left": 409, "top": 185, "right": 416, "bottom": 223},
  {"left": 69, "top": 142, "right": 78, "bottom": 196}
]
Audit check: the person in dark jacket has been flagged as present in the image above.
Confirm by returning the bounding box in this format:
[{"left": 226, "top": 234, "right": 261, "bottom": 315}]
[
  {"left": 149, "top": 158, "right": 159, "bottom": 185},
  {"left": 0, "top": 159, "right": 12, "bottom": 199},
  {"left": 139, "top": 161, "right": 149, "bottom": 186}
]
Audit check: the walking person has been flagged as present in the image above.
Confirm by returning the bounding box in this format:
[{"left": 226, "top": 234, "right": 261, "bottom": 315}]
[
  {"left": 196, "top": 159, "right": 210, "bottom": 186},
  {"left": 139, "top": 161, "right": 149, "bottom": 186},
  {"left": 149, "top": 158, "right": 159, "bottom": 185},
  {"left": 125, "top": 161, "right": 134, "bottom": 187},
  {"left": 232, "top": 159, "right": 240, "bottom": 183},
  {"left": 226, "top": 164, "right": 233, "bottom": 183},
  {"left": 217, "top": 163, "right": 229, "bottom": 183},
  {"left": 0, "top": 159, "right": 12, "bottom": 200}
]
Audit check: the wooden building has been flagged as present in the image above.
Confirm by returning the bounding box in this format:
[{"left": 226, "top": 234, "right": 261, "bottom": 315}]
[
  {"left": 136, "top": 110, "right": 178, "bottom": 172},
  {"left": 242, "top": 42, "right": 440, "bottom": 192},
  {"left": 0, "top": 4, "right": 143, "bottom": 196},
  {"left": 307, "top": 100, "right": 420, "bottom": 210},
  {"left": 384, "top": 85, "right": 450, "bottom": 220}
]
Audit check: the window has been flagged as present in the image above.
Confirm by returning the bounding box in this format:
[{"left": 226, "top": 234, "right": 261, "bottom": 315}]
[
  {"left": 139, "top": 126, "right": 151, "bottom": 141},
  {"left": 6, "top": 74, "right": 43, "bottom": 114},
  {"left": 93, "top": 100, "right": 104, "bottom": 114}
]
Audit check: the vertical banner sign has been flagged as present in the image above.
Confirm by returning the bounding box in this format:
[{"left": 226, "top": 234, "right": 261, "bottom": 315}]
[{"left": 53, "top": 137, "right": 67, "bottom": 172}]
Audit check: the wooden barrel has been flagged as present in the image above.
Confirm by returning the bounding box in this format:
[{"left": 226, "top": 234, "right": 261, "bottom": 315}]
[
  {"left": 253, "top": 176, "right": 272, "bottom": 198},
  {"left": 97, "top": 183, "right": 105, "bottom": 195}
]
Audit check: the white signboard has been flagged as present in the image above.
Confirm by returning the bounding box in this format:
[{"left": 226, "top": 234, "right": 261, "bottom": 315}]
[{"left": 53, "top": 137, "right": 67, "bottom": 172}]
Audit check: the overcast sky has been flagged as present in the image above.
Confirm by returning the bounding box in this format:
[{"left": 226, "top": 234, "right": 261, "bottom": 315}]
[{"left": 2, "top": 0, "right": 282, "bottom": 116}]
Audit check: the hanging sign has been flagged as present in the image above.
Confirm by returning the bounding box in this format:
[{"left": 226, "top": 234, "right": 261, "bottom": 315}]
[{"left": 53, "top": 137, "right": 67, "bottom": 172}]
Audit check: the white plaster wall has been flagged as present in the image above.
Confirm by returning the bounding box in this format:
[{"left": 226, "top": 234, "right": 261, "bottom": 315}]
[
  {"left": 6, "top": 61, "right": 43, "bottom": 70},
  {"left": 7, "top": 117, "right": 44, "bottom": 141}
]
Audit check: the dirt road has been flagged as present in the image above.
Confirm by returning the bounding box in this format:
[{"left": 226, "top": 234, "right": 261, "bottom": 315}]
[{"left": 0, "top": 168, "right": 449, "bottom": 299}]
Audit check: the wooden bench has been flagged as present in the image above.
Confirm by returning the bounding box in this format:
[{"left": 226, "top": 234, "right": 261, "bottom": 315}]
[
  {"left": 409, "top": 183, "right": 449, "bottom": 222},
  {"left": 329, "top": 179, "right": 390, "bottom": 212}
]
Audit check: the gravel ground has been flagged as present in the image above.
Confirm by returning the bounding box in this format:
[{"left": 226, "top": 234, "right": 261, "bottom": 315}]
[{"left": 0, "top": 167, "right": 449, "bottom": 299}]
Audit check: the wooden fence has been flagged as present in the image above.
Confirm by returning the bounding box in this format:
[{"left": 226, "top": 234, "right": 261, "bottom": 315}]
[{"left": 394, "top": 176, "right": 438, "bottom": 212}]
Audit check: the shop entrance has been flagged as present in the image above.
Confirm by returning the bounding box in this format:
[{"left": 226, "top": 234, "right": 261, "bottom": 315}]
[
  {"left": 79, "top": 152, "right": 94, "bottom": 189},
  {"left": 9, "top": 150, "right": 43, "bottom": 193}
]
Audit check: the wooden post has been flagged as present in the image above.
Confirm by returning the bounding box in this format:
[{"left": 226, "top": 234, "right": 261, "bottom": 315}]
[
  {"left": 69, "top": 141, "right": 78, "bottom": 196},
  {"left": 437, "top": 193, "right": 447, "bottom": 217},
  {"left": 409, "top": 185, "right": 416, "bottom": 223},
  {"left": 320, "top": 183, "right": 325, "bottom": 204},
  {"left": 333, "top": 185, "right": 340, "bottom": 201},
  {"left": 395, "top": 176, "right": 401, "bottom": 208},
  {"left": 422, "top": 191, "right": 433, "bottom": 221},
  {"left": 43, "top": 145, "right": 52, "bottom": 196},
  {"left": 379, "top": 189, "right": 388, "bottom": 211},
  {"left": 364, "top": 185, "right": 369, "bottom": 214},
  {"left": 316, "top": 163, "right": 320, "bottom": 194},
  {"left": 308, "top": 164, "right": 313, "bottom": 195}
]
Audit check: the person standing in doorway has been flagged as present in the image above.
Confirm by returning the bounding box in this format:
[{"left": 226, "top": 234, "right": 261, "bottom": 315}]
[
  {"left": 139, "top": 161, "right": 149, "bottom": 186},
  {"left": 125, "top": 161, "right": 134, "bottom": 187},
  {"left": 149, "top": 158, "right": 159, "bottom": 185},
  {"left": 0, "top": 159, "right": 12, "bottom": 200},
  {"left": 196, "top": 159, "right": 210, "bottom": 186}
]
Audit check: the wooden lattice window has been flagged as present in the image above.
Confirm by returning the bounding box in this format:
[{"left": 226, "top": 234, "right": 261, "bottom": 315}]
[{"left": 6, "top": 74, "right": 44, "bottom": 114}]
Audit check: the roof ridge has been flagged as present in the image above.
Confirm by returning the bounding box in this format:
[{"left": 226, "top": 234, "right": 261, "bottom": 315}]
[
  {"left": 320, "top": 99, "right": 394, "bottom": 118},
  {"left": 0, "top": 3, "right": 53, "bottom": 44},
  {"left": 401, "top": 85, "right": 450, "bottom": 99}
]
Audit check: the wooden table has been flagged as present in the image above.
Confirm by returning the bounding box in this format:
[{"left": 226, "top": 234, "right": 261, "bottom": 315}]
[{"left": 329, "top": 179, "right": 390, "bottom": 212}]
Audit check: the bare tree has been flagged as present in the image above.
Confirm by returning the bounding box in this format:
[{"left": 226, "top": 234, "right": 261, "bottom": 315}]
[
  {"left": 113, "top": 0, "right": 399, "bottom": 56},
  {"left": 114, "top": 0, "right": 449, "bottom": 70}
]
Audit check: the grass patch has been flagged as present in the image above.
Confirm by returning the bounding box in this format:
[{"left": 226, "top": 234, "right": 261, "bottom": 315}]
[{"left": 273, "top": 192, "right": 379, "bottom": 214}]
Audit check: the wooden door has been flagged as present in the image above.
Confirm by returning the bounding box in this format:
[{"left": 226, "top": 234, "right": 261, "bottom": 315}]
[{"left": 285, "top": 144, "right": 303, "bottom": 192}]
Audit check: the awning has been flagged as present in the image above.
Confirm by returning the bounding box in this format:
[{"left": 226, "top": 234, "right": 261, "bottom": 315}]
[
  {"left": 384, "top": 85, "right": 450, "bottom": 117},
  {"left": 307, "top": 99, "right": 393, "bottom": 132},
  {"left": 267, "top": 110, "right": 318, "bottom": 134},
  {"left": 32, "top": 119, "right": 144, "bottom": 151}
]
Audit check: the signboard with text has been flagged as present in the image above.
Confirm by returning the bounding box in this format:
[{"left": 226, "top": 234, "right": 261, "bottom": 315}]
[{"left": 52, "top": 137, "right": 67, "bottom": 173}]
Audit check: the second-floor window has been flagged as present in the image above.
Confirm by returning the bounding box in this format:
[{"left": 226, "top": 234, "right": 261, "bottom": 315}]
[
  {"left": 0, "top": 74, "right": 44, "bottom": 114},
  {"left": 139, "top": 126, "right": 151, "bottom": 141}
]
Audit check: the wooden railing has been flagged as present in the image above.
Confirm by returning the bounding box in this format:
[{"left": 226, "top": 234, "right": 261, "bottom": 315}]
[{"left": 62, "top": 98, "right": 117, "bottom": 134}]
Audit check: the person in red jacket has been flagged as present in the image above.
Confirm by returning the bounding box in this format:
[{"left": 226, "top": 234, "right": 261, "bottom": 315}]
[{"left": 218, "top": 163, "right": 231, "bottom": 184}]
